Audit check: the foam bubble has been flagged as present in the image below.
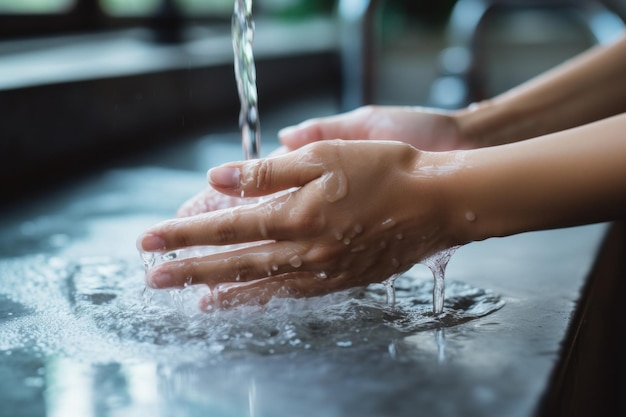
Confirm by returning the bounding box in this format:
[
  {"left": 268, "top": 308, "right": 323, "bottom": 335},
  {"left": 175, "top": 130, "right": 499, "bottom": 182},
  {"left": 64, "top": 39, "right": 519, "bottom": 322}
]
[{"left": 0, "top": 255, "right": 504, "bottom": 365}]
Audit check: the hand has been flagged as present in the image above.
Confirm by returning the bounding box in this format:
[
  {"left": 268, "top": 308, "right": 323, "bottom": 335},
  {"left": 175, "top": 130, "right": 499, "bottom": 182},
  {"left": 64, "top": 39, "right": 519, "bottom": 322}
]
[
  {"left": 176, "top": 146, "right": 289, "bottom": 218},
  {"left": 178, "top": 107, "right": 466, "bottom": 217},
  {"left": 138, "top": 140, "right": 458, "bottom": 309},
  {"left": 279, "top": 105, "right": 469, "bottom": 152}
]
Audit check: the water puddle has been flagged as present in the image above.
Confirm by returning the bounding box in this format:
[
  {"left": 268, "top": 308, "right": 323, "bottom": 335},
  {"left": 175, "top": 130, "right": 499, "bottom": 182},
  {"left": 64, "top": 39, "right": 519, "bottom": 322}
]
[{"left": 0, "top": 255, "right": 504, "bottom": 364}]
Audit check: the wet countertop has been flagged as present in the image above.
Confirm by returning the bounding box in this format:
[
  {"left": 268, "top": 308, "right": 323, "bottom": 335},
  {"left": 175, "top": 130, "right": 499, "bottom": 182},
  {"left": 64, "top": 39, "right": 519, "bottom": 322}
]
[{"left": 0, "top": 108, "right": 608, "bottom": 417}]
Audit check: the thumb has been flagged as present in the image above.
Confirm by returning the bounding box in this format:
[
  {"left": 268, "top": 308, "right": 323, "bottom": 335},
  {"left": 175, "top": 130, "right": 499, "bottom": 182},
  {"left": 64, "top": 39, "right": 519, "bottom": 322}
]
[{"left": 208, "top": 150, "right": 324, "bottom": 197}]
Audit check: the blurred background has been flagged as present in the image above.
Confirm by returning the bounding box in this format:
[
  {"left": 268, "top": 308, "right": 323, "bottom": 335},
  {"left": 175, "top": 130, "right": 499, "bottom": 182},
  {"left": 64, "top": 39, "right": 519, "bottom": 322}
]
[{"left": 1, "top": 0, "right": 625, "bottom": 204}]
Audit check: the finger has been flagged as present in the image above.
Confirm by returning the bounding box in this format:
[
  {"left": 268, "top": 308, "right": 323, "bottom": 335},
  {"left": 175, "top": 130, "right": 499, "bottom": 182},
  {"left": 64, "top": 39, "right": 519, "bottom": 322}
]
[
  {"left": 266, "top": 145, "right": 289, "bottom": 157},
  {"left": 145, "top": 241, "right": 312, "bottom": 288},
  {"left": 199, "top": 273, "right": 351, "bottom": 310},
  {"left": 175, "top": 146, "right": 289, "bottom": 218},
  {"left": 278, "top": 110, "right": 365, "bottom": 149},
  {"left": 139, "top": 194, "right": 282, "bottom": 252},
  {"left": 175, "top": 188, "right": 255, "bottom": 218},
  {"left": 207, "top": 147, "right": 325, "bottom": 197}
]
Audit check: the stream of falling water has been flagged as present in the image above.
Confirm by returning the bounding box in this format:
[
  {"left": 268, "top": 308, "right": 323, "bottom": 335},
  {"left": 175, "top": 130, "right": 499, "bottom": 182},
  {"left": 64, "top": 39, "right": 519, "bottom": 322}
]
[{"left": 233, "top": 0, "right": 261, "bottom": 160}]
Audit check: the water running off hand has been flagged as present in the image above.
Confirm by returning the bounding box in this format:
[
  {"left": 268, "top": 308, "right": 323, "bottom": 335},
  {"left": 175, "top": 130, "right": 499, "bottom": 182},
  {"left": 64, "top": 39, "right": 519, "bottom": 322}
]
[
  {"left": 233, "top": 0, "right": 261, "bottom": 160},
  {"left": 421, "top": 246, "right": 461, "bottom": 315}
]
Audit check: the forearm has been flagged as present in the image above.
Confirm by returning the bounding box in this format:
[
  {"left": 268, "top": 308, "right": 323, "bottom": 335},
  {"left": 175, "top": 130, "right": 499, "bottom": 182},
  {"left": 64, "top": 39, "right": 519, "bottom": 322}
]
[
  {"left": 439, "top": 113, "right": 626, "bottom": 244},
  {"left": 454, "top": 34, "right": 626, "bottom": 147}
]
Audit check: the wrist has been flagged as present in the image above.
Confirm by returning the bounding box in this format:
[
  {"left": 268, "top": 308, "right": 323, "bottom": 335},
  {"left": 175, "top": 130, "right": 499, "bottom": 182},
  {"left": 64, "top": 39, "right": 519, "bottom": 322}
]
[
  {"left": 454, "top": 99, "right": 517, "bottom": 148},
  {"left": 425, "top": 148, "right": 509, "bottom": 246},
  {"left": 454, "top": 90, "right": 556, "bottom": 148},
  {"left": 410, "top": 150, "right": 479, "bottom": 250}
]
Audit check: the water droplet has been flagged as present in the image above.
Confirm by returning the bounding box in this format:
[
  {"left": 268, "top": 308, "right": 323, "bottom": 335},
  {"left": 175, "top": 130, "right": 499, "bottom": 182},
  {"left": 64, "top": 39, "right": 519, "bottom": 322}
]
[
  {"left": 382, "top": 218, "right": 396, "bottom": 227},
  {"left": 396, "top": 233, "right": 404, "bottom": 240},
  {"left": 343, "top": 238, "right": 351, "bottom": 246},
  {"left": 383, "top": 276, "right": 397, "bottom": 307},
  {"left": 271, "top": 264, "right": 279, "bottom": 272},
  {"left": 315, "top": 271, "right": 328, "bottom": 280},
  {"left": 140, "top": 251, "right": 156, "bottom": 270},
  {"left": 350, "top": 245, "right": 367, "bottom": 253},
  {"left": 321, "top": 171, "right": 348, "bottom": 203},
  {"left": 334, "top": 231, "right": 343, "bottom": 241},
  {"left": 465, "top": 211, "right": 476, "bottom": 222},
  {"left": 163, "top": 252, "right": 178, "bottom": 261}
]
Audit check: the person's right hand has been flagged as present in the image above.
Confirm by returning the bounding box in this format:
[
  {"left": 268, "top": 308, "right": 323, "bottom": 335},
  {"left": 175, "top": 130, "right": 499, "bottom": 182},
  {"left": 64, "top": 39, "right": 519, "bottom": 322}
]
[{"left": 279, "top": 105, "right": 470, "bottom": 152}]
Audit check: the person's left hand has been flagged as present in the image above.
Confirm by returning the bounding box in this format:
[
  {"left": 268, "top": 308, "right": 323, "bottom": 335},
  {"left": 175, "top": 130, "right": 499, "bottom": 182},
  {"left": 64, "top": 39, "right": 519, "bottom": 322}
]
[
  {"left": 176, "top": 146, "right": 290, "bottom": 218},
  {"left": 137, "top": 140, "right": 457, "bottom": 309}
]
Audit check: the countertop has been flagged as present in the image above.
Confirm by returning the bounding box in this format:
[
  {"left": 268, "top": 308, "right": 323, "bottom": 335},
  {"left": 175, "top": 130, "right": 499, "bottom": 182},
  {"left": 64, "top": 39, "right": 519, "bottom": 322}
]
[{"left": 0, "top": 121, "right": 608, "bottom": 417}]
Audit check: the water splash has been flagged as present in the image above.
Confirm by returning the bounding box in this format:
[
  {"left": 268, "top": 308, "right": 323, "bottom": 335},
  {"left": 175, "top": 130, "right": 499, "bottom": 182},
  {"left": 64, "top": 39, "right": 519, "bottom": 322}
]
[
  {"left": 420, "top": 246, "right": 461, "bottom": 315},
  {"left": 0, "top": 255, "right": 504, "bottom": 364},
  {"left": 232, "top": 0, "right": 261, "bottom": 160}
]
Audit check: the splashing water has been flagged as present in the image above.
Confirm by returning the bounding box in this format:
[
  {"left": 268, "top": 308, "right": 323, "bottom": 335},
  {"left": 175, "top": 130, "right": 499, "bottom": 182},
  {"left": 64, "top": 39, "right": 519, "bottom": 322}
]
[
  {"left": 421, "top": 246, "right": 461, "bottom": 315},
  {"left": 233, "top": 0, "right": 261, "bottom": 160},
  {"left": 0, "top": 255, "right": 504, "bottom": 363}
]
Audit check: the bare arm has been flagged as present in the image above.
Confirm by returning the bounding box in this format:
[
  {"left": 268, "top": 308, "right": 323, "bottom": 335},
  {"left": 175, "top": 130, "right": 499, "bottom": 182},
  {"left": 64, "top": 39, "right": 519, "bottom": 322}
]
[
  {"left": 457, "top": 34, "right": 626, "bottom": 147},
  {"left": 449, "top": 113, "right": 626, "bottom": 243},
  {"left": 279, "top": 34, "right": 626, "bottom": 151}
]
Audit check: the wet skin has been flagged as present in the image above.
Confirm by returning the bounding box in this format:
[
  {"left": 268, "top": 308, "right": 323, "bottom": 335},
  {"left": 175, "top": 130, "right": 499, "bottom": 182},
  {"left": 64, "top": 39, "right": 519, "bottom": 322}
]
[
  {"left": 139, "top": 140, "right": 457, "bottom": 309},
  {"left": 139, "top": 35, "right": 626, "bottom": 309}
]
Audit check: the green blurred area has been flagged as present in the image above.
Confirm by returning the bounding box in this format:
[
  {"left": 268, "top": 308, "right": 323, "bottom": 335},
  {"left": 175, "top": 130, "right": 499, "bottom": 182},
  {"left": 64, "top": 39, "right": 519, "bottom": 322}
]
[{"left": 0, "top": 0, "right": 73, "bottom": 13}]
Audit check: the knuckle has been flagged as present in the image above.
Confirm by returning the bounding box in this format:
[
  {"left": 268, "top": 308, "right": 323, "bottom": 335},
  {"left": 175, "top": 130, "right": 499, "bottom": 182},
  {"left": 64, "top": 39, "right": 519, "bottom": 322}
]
[
  {"left": 255, "top": 159, "right": 272, "bottom": 190},
  {"left": 162, "top": 219, "right": 194, "bottom": 248},
  {"left": 355, "top": 104, "right": 377, "bottom": 118},
  {"left": 232, "top": 255, "right": 254, "bottom": 279},
  {"left": 304, "top": 244, "right": 340, "bottom": 266},
  {"left": 303, "top": 141, "right": 326, "bottom": 159},
  {"left": 243, "top": 159, "right": 273, "bottom": 191},
  {"left": 286, "top": 209, "right": 326, "bottom": 236},
  {"left": 214, "top": 222, "right": 237, "bottom": 245}
]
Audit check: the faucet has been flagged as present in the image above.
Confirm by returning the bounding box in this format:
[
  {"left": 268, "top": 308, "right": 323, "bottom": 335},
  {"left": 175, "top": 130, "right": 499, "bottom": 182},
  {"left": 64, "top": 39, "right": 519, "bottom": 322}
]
[{"left": 337, "top": 0, "right": 383, "bottom": 111}]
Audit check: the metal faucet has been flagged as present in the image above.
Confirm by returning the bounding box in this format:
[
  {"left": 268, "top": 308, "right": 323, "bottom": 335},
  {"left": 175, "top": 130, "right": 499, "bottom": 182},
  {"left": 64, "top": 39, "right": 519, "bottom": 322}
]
[{"left": 337, "top": 0, "right": 383, "bottom": 111}]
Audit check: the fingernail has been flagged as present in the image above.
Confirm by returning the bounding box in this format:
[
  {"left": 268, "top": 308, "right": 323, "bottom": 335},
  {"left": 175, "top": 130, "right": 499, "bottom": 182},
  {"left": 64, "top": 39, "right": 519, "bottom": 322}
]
[
  {"left": 208, "top": 166, "right": 241, "bottom": 188},
  {"left": 199, "top": 293, "right": 216, "bottom": 312},
  {"left": 147, "top": 270, "right": 171, "bottom": 288},
  {"left": 139, "top": 233, "right": 166, "bottom": 252}
]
